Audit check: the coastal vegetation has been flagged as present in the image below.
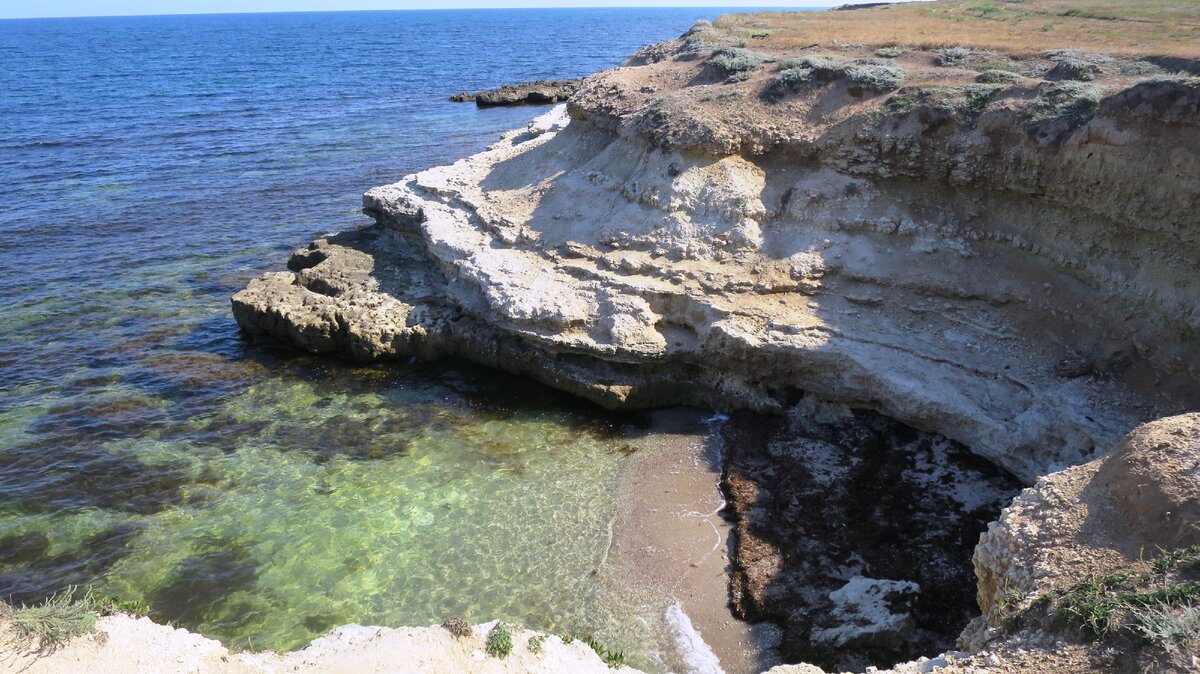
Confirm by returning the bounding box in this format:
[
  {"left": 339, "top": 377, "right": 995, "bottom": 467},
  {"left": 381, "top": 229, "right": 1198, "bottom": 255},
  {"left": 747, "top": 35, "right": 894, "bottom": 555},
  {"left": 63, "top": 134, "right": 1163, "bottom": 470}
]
[
  {"left": 484, "top": 621, "right": 513, "bottom": 658},
  {"left": 992, "top": 547, "right": 1200, "bottom": 659},
  {"left": 0, "top": 589, "right": 98, "bottom": 654}
]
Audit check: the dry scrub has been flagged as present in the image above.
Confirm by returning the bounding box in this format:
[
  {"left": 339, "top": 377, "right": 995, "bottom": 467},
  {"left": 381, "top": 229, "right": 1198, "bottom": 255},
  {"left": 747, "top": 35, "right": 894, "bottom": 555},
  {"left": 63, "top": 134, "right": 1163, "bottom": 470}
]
[{"left": 715, "top": 0, "right": 1200, "bottom": 58}]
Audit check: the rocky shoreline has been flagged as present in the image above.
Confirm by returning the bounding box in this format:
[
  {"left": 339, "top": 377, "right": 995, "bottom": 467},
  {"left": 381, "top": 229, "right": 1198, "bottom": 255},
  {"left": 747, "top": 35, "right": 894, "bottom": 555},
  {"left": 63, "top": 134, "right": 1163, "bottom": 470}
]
[
  {"left": 450, "top": 79, "right": 582, "bottom": 106},
  {"left": 228, "top": 11, "right": 1200, "bottom": 669},
  {"left": 11, "top": 3, "right": 1198, "bottom": 673}
]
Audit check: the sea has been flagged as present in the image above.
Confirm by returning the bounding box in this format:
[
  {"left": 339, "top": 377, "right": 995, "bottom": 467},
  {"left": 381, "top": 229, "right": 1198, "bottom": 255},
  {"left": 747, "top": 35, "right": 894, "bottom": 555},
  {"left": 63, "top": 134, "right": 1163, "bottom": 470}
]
[{"left": 0, "top": 7, "right": 784, "bottom": 671}]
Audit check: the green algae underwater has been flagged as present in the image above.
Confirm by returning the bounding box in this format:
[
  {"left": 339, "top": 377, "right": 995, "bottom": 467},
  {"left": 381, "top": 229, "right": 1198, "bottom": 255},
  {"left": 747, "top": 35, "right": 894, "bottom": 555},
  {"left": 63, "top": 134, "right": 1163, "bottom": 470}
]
[{"left": 1, "top": 341, "right": 655, "bottom": 652}]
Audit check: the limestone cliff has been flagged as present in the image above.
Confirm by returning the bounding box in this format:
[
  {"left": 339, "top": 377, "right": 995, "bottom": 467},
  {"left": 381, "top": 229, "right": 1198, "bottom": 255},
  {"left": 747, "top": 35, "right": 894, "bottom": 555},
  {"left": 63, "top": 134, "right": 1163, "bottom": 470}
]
[
  {"left": 228, "top": 9, "right": 1200, "bottom": 672},
  {"left": 233, "top": 39, "right": 1199, "bottom": 483}
]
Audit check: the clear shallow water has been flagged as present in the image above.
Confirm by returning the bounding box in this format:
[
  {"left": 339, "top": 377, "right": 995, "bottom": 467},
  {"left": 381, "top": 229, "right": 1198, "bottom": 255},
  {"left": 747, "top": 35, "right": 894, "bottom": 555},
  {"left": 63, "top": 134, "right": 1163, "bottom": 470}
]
[{"left": 0, "top": 8, "right": 753, "bottom": 666}]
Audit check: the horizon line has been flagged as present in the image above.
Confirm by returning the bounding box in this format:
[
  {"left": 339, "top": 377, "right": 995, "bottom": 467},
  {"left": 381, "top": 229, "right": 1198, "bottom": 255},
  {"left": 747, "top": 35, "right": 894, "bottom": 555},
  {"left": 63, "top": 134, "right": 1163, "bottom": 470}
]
[{"left": 0, "top": 4, "right": 838, "bottom": 22}]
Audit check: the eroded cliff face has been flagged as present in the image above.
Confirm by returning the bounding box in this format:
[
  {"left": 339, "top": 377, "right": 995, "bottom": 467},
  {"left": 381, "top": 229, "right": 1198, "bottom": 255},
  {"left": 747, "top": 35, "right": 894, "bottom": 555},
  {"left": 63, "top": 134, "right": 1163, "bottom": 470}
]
[
  {"left": 233, "top": 38, "right": 1199, "bottom": 483},
  {"left": 229, "top": 29, "right": 1200, "bottom": 673}
]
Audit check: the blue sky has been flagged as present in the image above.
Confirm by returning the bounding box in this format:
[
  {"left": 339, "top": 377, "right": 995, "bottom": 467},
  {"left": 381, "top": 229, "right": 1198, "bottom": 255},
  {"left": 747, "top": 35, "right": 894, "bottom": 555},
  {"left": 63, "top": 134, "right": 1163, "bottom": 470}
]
[{"left": 0, "top": 0, "right": 922, "bottom": 20}]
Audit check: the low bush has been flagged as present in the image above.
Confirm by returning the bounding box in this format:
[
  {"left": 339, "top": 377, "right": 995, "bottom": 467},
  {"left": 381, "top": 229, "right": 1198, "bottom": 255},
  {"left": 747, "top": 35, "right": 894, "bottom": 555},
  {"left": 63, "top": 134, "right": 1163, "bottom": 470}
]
[
  {"left": 976, "top": 69, "right": 1023, "bottom": 84},
  {"left": 708, "top": 47, "right": 774, "bottom": 81},
  {"left": 1034, "top": 546, "right": 1200, "bottom": 651},
  {"left": 1047, "top": 58, "right": 1103, "bottom": 81},
  {"left": 485, "top": 621, "right": 513, "bottom": 658},
  {"left": 1129, "top": 601, "right": 1200, "bottom": 654},
  {"left": 934, "top": 46, "right": 972, "bottom": 67},
  {"left": 1137, "top": 72, "right": 1200, "bottom": 87},
  {"left": 1120, "top": 61, "right": 1161, "bottom": 76},
  {"left": 583, "top": 635, "right": 628, "bottom": 668},
  {"left": 762, "top": 55, "right": 903, "bottom": 102},
  {"left": 885, "top": 84, "right": 1002, "bottom": 117},
  {"left": 1024, "top": 81, "right": 1103, "bottom": 129},
  {"left": 845, "top": 62, "right": 906, "bottom": 91},
  {"left": 441, "top": 617, "right": 472, "bottom": 638},
  {"left": 874, "top": 45, "right": 910, "bottom": 58}
]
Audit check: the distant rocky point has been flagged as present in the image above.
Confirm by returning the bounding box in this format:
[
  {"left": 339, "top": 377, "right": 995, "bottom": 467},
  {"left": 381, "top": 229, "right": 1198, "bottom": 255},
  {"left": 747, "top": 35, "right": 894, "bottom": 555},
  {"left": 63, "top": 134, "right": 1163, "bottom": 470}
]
[{"left": 449, "top": 78, "right": 581, "bottom": 106}]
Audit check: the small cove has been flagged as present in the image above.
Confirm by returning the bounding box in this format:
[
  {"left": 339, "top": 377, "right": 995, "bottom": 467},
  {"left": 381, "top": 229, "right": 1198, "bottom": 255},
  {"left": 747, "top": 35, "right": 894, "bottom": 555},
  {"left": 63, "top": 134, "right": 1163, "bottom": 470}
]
[{"left": 0, "top": 8, "right": 1022, "bottom": 674}]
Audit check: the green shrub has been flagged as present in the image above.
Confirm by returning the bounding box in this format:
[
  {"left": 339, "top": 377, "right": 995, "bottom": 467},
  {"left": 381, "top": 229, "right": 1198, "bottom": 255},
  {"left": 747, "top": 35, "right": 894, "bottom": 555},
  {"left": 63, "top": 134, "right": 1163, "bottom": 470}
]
[
  {"left": 582, "top": 636, "right": 627, "bottom": 668},
  {"left": 1035, "top": 547, "right": 1200, "bottom": 646},
  {"left": 485, "top": 622, "right": 513, "bottom": 658},
  {"left": 935, "top": 46, "right": 972, "bottom": 67},
  {"left": 885, "top": 84, "right": 1002, "bottom": 116},
  {"left": 1048, "top": 58, "right": 1102, "bottom": 81},
  {"left": 708, "top": 47, "right": 773, "bottom": 81},
  {"left": 762, "top": 66, "right": 814, "bottom": 102},
  {"left": 977, "top": 69, "right": 1022, "bottom": 84},
  {"left": 1129, "top": 601, "right": 1200, "bottom": 653},
  {"left": 875, "top": 46, "right": 910, "bottom": 58},
  {"left": 1137, "top": 72, "right": 1200, "bottom": 88},
  {"left": 845, "top": 62, "right": 906, "bottom": 91},
  {"left": 798, "top": 54, "right": 846, "bottom": 71},
  {"left": 527, "top": 633, "right": 546, "bottom": 654},
  {"left": 762, "top": 55, "right": 903, "bottom": 102},
  {"left": 1024, "top": 81, "right": 1103, "bottom": 129},
  {"left": 1120, "top": 61, "right": 1161, "bottom": 76}
]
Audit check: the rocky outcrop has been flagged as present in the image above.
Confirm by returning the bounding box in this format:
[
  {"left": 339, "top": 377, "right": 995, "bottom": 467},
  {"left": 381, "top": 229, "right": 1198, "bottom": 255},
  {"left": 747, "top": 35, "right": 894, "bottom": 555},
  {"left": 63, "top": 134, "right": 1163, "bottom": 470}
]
[
  {"left": 234, "top": 51, "right": 1200, "bottom": 483},
  {"left": 450, "top": 79, "right": 581, "bottom": 106},
  {"left": 970, "top": 413, "right": 1200, "bottom": 642},
  {"left": 232, "top": 22, "right": 1200, "bottom": 674}
]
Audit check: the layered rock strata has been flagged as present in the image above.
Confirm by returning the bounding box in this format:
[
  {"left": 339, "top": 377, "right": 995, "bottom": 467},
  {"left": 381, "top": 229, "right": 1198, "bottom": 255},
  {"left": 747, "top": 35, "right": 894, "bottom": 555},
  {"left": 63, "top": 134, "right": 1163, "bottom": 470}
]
[
  {"left": 235, "top": 45, "right": 1199, "bottom": 483},
  {"left": 231, "top": 26, "right": 1200, "bottom": 674}
]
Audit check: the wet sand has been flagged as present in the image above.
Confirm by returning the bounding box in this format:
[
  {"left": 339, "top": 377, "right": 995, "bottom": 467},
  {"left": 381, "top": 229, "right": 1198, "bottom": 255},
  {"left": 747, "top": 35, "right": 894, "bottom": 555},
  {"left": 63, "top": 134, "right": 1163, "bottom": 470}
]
[{"left": 605, "top": 408, "right": 781, "bottom": 674}]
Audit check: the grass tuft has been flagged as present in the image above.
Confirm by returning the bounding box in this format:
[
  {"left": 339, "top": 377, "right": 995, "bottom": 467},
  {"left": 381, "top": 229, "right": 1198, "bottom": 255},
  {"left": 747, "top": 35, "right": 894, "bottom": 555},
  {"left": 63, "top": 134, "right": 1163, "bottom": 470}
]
[{"left": 1, "top": 588, "right": 99, "bottom": 654}]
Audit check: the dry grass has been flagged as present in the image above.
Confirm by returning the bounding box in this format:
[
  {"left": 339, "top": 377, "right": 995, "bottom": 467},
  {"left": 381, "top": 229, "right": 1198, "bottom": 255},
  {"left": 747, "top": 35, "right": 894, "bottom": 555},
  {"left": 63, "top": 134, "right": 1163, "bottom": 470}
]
[
  {"left": 1, "top": 589, "right": 98, "bottom": 655},
  {"left": 716, "top": 1, "right": 1200, "bottom": 58}
]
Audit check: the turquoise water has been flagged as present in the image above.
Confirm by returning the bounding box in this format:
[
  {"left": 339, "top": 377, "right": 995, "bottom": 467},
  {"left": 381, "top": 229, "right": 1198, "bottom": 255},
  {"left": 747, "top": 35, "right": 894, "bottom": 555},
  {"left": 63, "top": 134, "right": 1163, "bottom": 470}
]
[
  {"left": 2, "top": 354, "right": 644, "bottom": 650},
  {"left": 0, "top": 7, "right": 754, "bottom": 665}
]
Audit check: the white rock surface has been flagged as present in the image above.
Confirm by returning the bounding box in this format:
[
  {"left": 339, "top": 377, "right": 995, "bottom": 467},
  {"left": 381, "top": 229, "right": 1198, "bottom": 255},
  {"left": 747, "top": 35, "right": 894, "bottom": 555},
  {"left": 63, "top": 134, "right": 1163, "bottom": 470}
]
[{"left": 810, "top": 578, "right": 921, "bottom": 650}]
